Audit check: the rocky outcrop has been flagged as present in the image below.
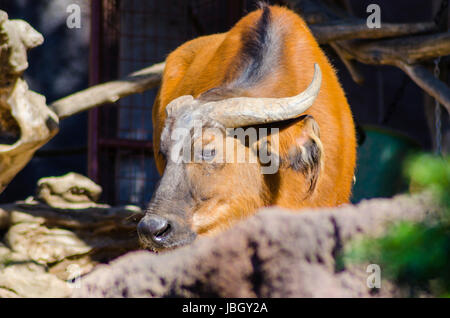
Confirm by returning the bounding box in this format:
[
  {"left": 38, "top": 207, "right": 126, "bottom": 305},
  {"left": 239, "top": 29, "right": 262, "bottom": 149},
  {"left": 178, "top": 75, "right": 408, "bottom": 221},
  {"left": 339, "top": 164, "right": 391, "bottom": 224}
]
[
  {"left": 0, "top": 10, "right": 59, "bottom": 194},
  {"left": 0, "top": 242, "right": 71, "bottom": 297},
  {"left": 0, "top": 173, "right": 143, "bottom": 297},
  {"left": 35, "top": 172, "right": 104, "bottom": 209},
  {"left": 74, "top": 193, "right": 437, "bottom": 298}
]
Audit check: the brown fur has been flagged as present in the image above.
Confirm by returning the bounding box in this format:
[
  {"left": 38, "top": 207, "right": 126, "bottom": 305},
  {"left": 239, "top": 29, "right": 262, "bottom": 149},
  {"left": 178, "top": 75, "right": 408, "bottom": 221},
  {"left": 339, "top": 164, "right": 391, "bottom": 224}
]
[{"left": 152, "top": 5, "right": 356, "bottom": 235}]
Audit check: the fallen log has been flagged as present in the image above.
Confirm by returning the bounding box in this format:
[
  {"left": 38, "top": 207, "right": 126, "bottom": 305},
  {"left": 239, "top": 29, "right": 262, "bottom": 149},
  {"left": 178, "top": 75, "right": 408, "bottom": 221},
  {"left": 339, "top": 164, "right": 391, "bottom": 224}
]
[{"left": 49, "top": 62, "right": 165, "bottom": 119}]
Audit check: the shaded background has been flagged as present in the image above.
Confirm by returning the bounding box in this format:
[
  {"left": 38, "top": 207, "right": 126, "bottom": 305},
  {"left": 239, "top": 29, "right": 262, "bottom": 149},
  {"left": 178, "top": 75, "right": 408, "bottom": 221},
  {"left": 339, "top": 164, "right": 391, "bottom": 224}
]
[{"left": 0, "top": 0, "right": 448, "bottom": 206}]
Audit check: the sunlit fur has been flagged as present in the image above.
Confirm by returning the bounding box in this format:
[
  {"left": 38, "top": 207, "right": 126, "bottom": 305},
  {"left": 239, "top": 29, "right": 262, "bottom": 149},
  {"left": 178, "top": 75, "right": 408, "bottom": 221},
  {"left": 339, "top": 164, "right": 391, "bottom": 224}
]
[{"left": 152, "top": 5, "right": 357, "bottom": 236}]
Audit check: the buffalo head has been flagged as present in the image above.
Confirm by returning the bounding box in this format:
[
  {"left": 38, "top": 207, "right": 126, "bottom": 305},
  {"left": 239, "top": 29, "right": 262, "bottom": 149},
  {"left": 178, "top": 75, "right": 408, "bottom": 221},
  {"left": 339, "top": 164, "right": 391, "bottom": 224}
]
[{"left": 138, "top": 64, "right": 323, "bottom": 251}]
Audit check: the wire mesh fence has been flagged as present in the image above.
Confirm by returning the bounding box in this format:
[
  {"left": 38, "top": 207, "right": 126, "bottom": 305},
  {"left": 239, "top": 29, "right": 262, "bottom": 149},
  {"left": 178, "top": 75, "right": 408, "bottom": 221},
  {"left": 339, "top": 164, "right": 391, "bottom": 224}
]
[{"left": 90, "top": 0, "right": 263, "bottom": 207}]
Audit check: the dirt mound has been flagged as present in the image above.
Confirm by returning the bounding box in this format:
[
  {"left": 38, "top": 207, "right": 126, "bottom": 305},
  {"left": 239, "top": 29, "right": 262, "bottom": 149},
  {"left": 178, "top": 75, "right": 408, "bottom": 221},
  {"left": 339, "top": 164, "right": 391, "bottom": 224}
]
[{"left": 74, "top": 194, "right": 435, "bottom": 298}]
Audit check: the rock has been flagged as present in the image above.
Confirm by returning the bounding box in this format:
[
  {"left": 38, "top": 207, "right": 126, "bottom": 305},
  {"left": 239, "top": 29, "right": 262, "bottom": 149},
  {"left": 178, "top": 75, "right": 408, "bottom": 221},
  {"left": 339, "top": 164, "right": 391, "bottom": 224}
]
[
  {"left": 9, "top": 209, "right": 45, "bottom": 224},
  {"left": 73, "top": 193, "right": 437, "bottom": 298},
  {"left": 0, "top": 243, "right": 8, "bottom": 253},
  {"left": 0, "top": 13, "right": 57, "bottom": 195},
  {"left": 0, "top": 199, "right": 143, "bottom": 266},
  {"left": 0, "top": 242, "right": 29, "bottom": 264},
  {"left": 49, "top": 255, "right": 95, "bottom": 281},
  {"left": 5, "top": 222, "right": 92, "bottom": 264},
  {"left": 0, "top": 11, "right": 44, "bottom": 77},
  {"left": 1, "top": 242, "right": 71, "bottom": 298},
  {"left": 0, "top": 198, "right": 143, "bottom": 298},
  {"left": 0, "top": 261, "right": 71, "bottom": 297},
  {"left": 0, "top": 288, "right": 19, "bottom": 298},
  {"left": 4, "top": 208, "right": 92, "bottom": 264},
  {"left": 0, "top": 173, "right": 144, "bottom": 298},
  {"left": 1, "top": 241, "right": 73, "bottom": 298},
  {"left": 36, "top": 172, "right": 106, "bottom": 209}
]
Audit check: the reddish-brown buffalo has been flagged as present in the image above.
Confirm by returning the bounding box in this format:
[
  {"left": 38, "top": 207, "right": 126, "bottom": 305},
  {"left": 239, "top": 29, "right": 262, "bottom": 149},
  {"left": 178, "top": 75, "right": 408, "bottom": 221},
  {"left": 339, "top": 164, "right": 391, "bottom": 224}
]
[{"left": 138, "top": 5, "right": 356, "bottom": 250}]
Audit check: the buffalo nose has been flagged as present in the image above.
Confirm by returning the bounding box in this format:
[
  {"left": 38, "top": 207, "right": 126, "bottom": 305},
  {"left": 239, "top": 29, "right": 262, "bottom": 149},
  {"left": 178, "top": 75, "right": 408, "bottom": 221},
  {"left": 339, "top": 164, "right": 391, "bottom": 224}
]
[{"left": 138, "top": 215, "right": 172, "bottom": 243}]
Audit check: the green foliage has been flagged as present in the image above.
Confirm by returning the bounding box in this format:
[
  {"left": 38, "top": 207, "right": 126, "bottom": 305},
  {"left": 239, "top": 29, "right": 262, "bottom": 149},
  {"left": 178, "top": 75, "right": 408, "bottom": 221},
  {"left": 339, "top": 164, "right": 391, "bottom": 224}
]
[
  {"left": 405, "top": 154, "right": 450, "bottom": 210},
  {"left": 344, "top": 154, "right": 450, "bottom": 297}
]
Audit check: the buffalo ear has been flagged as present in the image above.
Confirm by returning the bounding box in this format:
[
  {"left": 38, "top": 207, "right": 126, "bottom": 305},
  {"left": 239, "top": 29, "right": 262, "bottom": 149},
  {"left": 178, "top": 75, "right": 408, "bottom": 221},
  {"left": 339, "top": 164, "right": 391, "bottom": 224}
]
[{"left": 284, "top": 115, "right": 323, "bottom": 195}]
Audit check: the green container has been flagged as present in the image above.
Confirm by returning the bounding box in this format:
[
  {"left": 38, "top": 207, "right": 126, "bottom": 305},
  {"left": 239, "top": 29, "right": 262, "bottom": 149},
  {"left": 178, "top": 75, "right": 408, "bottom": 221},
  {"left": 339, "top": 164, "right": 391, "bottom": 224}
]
[{"left": 351, "top": 125, "right": 421, "bottom": 203}]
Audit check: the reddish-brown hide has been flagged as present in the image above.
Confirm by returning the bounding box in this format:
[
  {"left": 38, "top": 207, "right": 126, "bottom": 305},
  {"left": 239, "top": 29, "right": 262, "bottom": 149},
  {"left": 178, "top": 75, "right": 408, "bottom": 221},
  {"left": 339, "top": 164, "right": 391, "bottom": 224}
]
[{"left": 152, "top": 5, "right": 356, "bottom": 236}]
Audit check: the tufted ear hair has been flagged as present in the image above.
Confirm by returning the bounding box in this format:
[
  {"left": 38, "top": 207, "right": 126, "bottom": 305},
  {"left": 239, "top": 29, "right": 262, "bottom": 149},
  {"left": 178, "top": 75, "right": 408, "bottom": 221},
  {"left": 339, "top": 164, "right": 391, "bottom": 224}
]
[{"left": 283, "top": 115, "right": 323, "bottom": 196}]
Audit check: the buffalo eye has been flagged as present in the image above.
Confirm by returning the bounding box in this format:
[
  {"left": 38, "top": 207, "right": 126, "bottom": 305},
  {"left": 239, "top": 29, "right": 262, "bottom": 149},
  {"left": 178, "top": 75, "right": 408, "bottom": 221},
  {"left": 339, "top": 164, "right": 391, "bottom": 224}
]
[
  {"left": 202, "top": 148, "right": 216, "bottom": 162},
  {"left": 158, "top": 150, "right": 167, "bottom": 161}
]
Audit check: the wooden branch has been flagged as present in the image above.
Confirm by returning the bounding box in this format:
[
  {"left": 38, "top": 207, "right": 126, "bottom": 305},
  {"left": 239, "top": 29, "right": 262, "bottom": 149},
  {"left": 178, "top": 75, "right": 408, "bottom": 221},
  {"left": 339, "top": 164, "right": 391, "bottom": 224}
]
[
  {"left": 311, "top": 21, "right": 437, "bottom": 44},
  {"left": 397, "top": 62, "right": 450, "bottom": 114},
  {"left": 49, "top": 62, "right": 165, "bottom": 119},
  {"left": 332, "top": 31, "right": 450, "bottom": 112},
  {"left": 299, "top": 0, "right": 450, "bottom": 114},
  {"left": 336, "top": 32, "right": 450, "bottom": 65},
  {"left": 330, "top": 42, "right": 365, "bottom": 84}
]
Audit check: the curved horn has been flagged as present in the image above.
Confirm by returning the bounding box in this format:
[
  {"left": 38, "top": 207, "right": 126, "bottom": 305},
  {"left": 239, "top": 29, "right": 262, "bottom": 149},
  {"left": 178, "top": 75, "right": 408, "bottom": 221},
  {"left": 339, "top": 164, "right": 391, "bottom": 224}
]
[
  {"left": 165, "top": 95, "right": 196, "bottom": 117},
  {"left": 205, "top": 63, "right": 322, "bottom": 128}
]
